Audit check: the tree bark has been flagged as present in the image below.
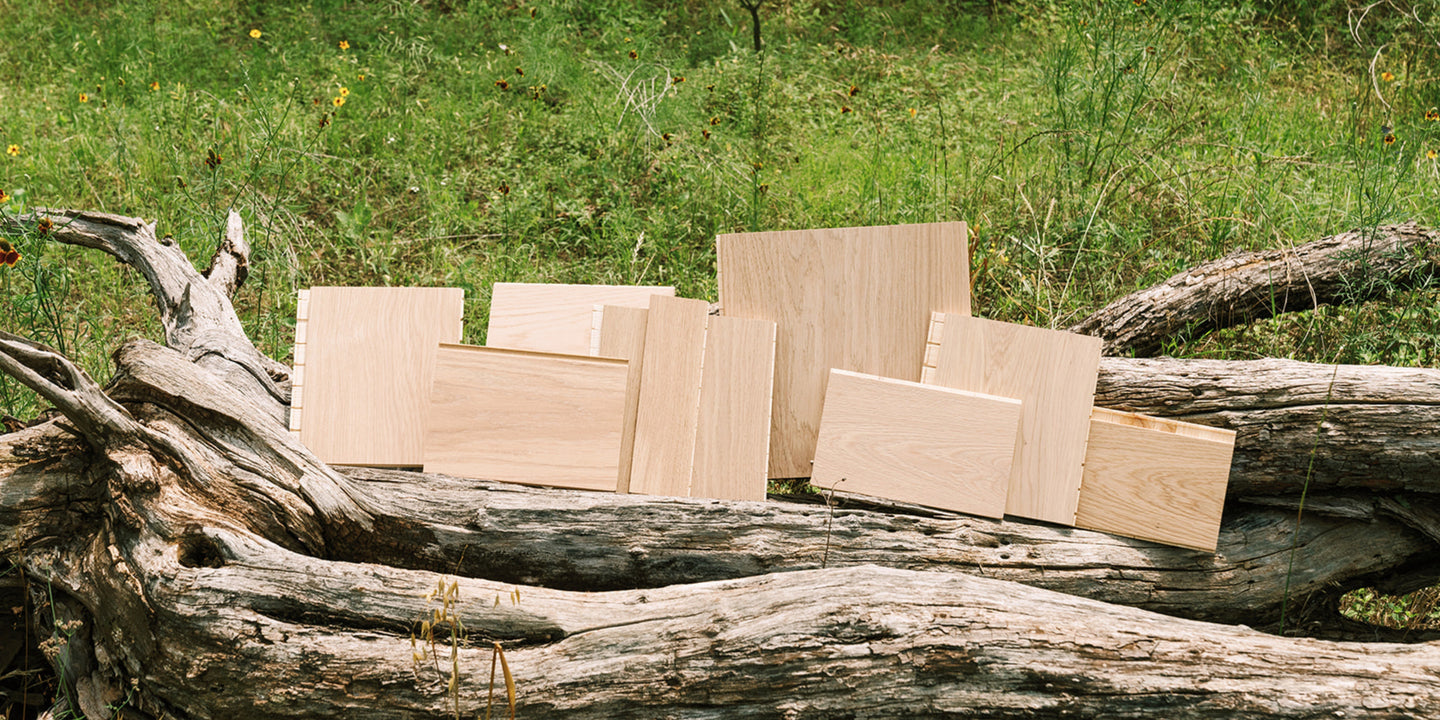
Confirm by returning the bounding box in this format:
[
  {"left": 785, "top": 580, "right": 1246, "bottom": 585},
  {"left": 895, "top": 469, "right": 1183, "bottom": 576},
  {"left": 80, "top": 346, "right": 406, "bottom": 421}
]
[{"left": 0, "top": 210, "right": 1437, "bottom": 718}]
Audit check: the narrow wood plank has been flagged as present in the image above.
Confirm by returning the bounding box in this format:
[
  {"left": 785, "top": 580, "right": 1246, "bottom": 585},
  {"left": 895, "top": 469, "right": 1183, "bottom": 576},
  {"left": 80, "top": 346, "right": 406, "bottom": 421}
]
[
  {"left": 298, "top": 287, "right": 464, "bottom": 467},
  {"left": 487, "top": 283, "right": 674, "bottom": 355},
  {"left": 811, "top": 370, "right": 1020, "bottom": 518},
  {"left": 1075, "top": 408, "right": 1236, "bottom": 552},
  {"left": 925, "top": 313, "right": 1102, "bottom": 525},
  {"left": 690, "top": 316, "right": 777, "bottom": 502},
  {"left": 422, "top": 345, "right": 628, "bottom": 491},
  {"left": 716, "top": 222, "right": 969, "bottom": 478},
  {"left": 628, "top": 295, "right": 710, "bottom": 497},
  {"left": 596, "top": 305, "right": 652, "bottom": 494},
  {"left": 288, "top": 288, "right": 311, "bottom": 437}
]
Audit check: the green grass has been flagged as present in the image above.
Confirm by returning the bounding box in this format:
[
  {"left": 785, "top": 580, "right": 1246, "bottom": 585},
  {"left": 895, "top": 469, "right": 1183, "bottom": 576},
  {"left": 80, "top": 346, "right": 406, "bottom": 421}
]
[{"left": 1, "top": 0, "right": 1438, "bottom": 629}]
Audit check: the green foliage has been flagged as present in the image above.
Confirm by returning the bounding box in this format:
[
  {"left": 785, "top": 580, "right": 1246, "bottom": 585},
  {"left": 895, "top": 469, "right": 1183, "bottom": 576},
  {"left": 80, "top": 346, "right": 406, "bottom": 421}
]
[{"left": 1340, "top": 585, "right": 1440, "bottom": 631}]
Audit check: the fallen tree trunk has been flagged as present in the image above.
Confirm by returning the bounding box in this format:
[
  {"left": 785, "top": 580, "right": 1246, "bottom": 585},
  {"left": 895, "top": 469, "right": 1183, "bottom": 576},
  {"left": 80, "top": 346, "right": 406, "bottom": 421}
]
[
  {"left": 0, "top": 210, "right": 1438, "bottom": 718},
  {"left": 1071, "top": 221, "right": 1440, "bottom": 356}
]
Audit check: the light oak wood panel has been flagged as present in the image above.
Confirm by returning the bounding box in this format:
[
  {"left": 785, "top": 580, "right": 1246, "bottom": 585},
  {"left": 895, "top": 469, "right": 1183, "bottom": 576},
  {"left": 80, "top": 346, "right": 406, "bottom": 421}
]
[
  {"left": 422, "top": 344, "right": 628, "bottom": 491},
  {"left": 690, "top": 316, "right": 777, "bottom": 502},
  {"left": 487, "top": 283, "right": 674, "bottom": 355},
  {"left": 628, "top": 295, "right": 710, "bottom": 497},
  {"left": 925, "top": 312, "right": 1102, "bottom": 525},
  {"left": 716, "top": 222, "right": 969, "bottom": 478},
  {"left": 595, "top": 305, "right": 652, "bottom": 494},
  {"left": 294, "top": 286, "right": 464, "bottom": 466},
  {"left": 1075, "top": 408, "right": 1236, "bottom": 552},
  {"left": 811, "top": 370, "right": 1020, "bottom": 517}
]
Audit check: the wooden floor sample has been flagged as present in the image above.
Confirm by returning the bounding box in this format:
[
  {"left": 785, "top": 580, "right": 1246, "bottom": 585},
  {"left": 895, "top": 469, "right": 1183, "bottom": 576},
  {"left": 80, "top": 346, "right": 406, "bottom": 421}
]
[
  {"left": 1076, "top": 408, "right": 1236, "bottom": 552},
  {"left": 628, "top": 295, "right": 710, "bottom": 497},
  {"left": 924, "top": 312, "right": 1102, "bottom": 525},
  {"left": 486, "top": 283, "right": 674, "bottom": 355},
  {"left": 595, "top": 305, "right": 651, "bottom": 493},
  {"left": 716, "top": 221, "right": 970, "bottom": 478},
  {"left": 811, "top": 370, "right": 1020, "bottom": 518},
  {"left": 422, "top": 345, "right": 628, "bottom": 491},
  {"left": 691, "top": 316, "right": 776, "bottom": 502},
  {"left": 291, "top": 286, "right": 463, "bottom": 467}
]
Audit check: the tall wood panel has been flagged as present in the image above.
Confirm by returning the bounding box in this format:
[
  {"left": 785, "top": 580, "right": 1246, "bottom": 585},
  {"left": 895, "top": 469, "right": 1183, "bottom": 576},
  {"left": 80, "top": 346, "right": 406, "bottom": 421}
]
[
  {"left": 690, "top": 316, "right": 777, "bottom": 502},
  {"left": 1076, "top": 408, "right": 1236, "bottom": 552},
  {"left": 595, "top": 305, "right": 651, "bottom": 493},
  {"left": 292, "top": 286, "right": 463, "bottom": 467},
  {"left": 811, "top": 370, "right": 1020, "bottom": 517},
  {"left": 422, "top": 345, "right": 628, "bottom": 491},
  {"left": 924, "top": 312, "right": 1101, "bottom": 525},
  {"left": 628, "top": 296, "right": 710, "bottom": 496},
  {"left": 486, "top": 283, "right": 674, "bottom": 355},
  {"left": 716, "top": 222, "right": 969, "bottom": 478}
]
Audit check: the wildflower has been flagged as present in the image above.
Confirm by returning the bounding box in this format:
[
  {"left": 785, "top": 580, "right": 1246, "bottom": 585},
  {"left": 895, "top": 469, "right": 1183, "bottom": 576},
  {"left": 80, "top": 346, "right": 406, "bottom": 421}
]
[
  {"left": 1429, "top": 149, "right": 1438, "bottom": 160},
  {"left": 319, "top": 114, "right": 331, "bottom": 129},
  {"left": 0, "top": 240, "right": 18, "bottom": 267},
  {"left": 908, "top": 107, "right": 917, "bottom": 118},
  {"left": 339, "top": 40, "right": 350, "bottom": 50},
  {"left": 1384, "top": 133, "right": 1396, "bottom": 145},
  {"left": 149, "top": 81, "right": 159, "bottom": 91},
  {"left": 36, "top": 217, "right": 53, "bottom": 235},
  {"left": 1381, "top": 71, "right": 1395, "bottom": 82},
  {"left": 709, "top": 116, "right": 720, "bottom": 125},
  {"left": 205, "top": 148, "right": 223, "bottom": 168},
  {"left": 339, "top": 86, "right": 350, "bottom": 97},
  {"left": 79, "top": 93, "right": 89, "bottom": 103},
  {"left": 332, "top": 96, "right": 345, "bottom": 107},
  {"left": 249, "top": 29, "right": 262, "bottom": 39},
  {"left": 624, "top": 37, "right": 631, "bottom": 43},
  {"left": 0, "top": 189, "right": 7, "bottom": 203},
  {"left": 1426, "top": 109, "right": 1439, "bottom": 122},
  {"left": 1133, "top": 0, "right": 1146, "bottom": 6},
  {"left": 529, "top": 7, "right": 535, "bottom": 17},
  {"left": 515, "top": 67, "right": 524, "bottom": 76},
  {"left": 117, "top": 78, "right": 126, "bottom": 86},
  {"left": 841, "top": 105, "right": 852, "bottom": 114},
  {"left": 662, "top": 132, "right": 672, "bottom": 143},
  {"left": 498, "top": 44, "right": 511, "bottom": 55},
  {"left": 751, "top": 161, "right": 763, "bottom": 171},
  {"left": 499, "top": 183, "right": 510, "bottom": 195},
  {"left": 5, "top": 145, "right": 18, "bottom": 156},
  {"left": 495, "top": 79, "right": 509, "bottom": 90},
  {"left": 672, "top": 75, "right": 685, "bottom": 84},
  {"left": 848, "top": 85, "right": 859, "bottom": 97},
  {"left": 701, "top": 129, "right": 711, "bottom": 141},
  {"left": 358, "top": 73, "right": 366, "bottom": 81},
  {"left": 627, "top": 49, "right": 637, "bottom": 60},
  {"left": 706, "top": 84, "right": 714, "bottom": 92},
  {"left": 758, "top": 183, "right": 769, "bottom": 194}
]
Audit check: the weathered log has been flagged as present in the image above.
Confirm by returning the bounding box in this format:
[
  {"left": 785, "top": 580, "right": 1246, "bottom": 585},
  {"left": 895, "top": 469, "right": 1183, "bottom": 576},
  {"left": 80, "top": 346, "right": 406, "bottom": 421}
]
[
  {"left": 2, "top": 209, "right": 1439, "bottom": 718},
  {"left": 1098, "top": 356, "right": 1440, "bottom": 497},
  {"left": 1072, "top": 221, "right": 1440, "bottom": 356}
]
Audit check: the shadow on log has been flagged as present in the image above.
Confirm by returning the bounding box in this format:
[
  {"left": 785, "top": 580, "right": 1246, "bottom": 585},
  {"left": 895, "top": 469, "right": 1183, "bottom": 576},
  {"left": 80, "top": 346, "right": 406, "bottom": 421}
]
[{"left": 0, "top": 209, "right": 1436, "bottom": 718}]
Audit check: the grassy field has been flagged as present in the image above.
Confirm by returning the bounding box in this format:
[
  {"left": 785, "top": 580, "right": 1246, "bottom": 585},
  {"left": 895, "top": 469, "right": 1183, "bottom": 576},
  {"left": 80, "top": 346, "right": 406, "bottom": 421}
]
[{"left": 0, "top": 0, "right": 1438, "bottom": 630}]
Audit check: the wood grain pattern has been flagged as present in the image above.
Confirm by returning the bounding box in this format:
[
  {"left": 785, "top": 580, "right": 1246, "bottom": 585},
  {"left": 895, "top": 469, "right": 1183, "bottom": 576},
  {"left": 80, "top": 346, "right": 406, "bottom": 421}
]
[
  {"left": 487, "top": 283, "right": 674, "bottom": 355},
  {"left": 925, "top": 312, "right": 1101, "bottom": 525},
  {"left": 811, "top": 369, "right": 1020, "bottom": 517},
  {"left": 690, "top": 316, "right": 777, "bottom": 502},
  {"left": 295, "top": 286, "right": 464, "bottom": 466},
  {"left": 1075, "top": 407, "right": 1236, "bottom": 552},
  {"left": 596, "top": 305, "right": 651, "bottom": 493},
  {"left": 422, "top": 344, "right": 628, "bottom": 491},
  {"left": 716, "top": 222, "right": 969, "bottom": 478},
  {"left": 628, "top": 295, "right": 710, "bottom": 497}
]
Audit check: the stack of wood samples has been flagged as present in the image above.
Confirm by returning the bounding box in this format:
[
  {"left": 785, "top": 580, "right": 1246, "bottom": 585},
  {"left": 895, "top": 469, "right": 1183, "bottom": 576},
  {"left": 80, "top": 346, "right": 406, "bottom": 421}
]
[
  {"left": 716, "top": 221, "right": 970, "bottom": 479},
  {"left": 290, "top": 287, "right": 464, "bottom": 466},
  {"left": 596, "top": 295, "right": 777, "bottom": 501}
]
